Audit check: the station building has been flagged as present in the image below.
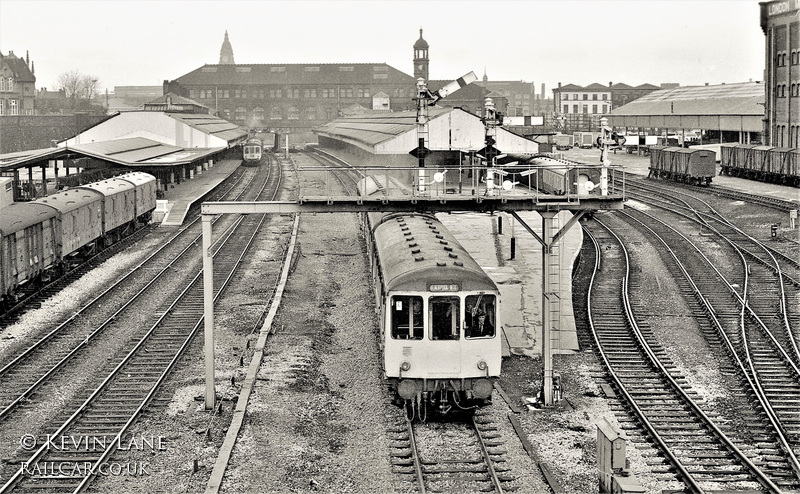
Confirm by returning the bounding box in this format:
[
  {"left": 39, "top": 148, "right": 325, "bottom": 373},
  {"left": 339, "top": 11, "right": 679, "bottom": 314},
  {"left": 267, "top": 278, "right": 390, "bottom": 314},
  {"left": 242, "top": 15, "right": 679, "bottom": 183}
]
[
  {"left": 163, "top": 29, "right": 491, "bottom": 145},
  {"left": 759, "top": 0, "right": 799, "bottom": 147}
]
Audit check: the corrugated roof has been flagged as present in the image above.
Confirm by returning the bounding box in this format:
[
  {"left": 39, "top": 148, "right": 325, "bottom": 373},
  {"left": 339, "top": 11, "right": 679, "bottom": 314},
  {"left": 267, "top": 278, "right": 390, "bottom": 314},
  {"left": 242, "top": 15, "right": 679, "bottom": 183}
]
[
  {"left": 167, "top": 113, "right": 248, "bottom": 143},
  {"left": 68, "top": 138, "right": 222, "bottom": 167},
  {"left": 610, "top": 82, "right": 764, "bottom": 116},
  {"left": 315, "top": 108, "right": 451, "bottom": 147}
]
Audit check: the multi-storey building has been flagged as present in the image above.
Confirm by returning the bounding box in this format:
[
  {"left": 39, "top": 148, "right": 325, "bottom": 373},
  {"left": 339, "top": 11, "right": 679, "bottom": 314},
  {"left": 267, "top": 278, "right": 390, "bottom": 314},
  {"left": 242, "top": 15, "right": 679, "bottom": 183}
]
[
  {"left": 0, "top": 50, "right": 35, "bottom": 116},
  {"left": 475, "top": 73, "right": 535, "bottom": 117},
  {"left": 552, "top": 81, "right": 661, "bottom": 132},
  {"left": 164, "top": 30, "right": 488, "bottom": 143},
  {"left": 760, "top": 0, "right": 799, "bottom": 147}
]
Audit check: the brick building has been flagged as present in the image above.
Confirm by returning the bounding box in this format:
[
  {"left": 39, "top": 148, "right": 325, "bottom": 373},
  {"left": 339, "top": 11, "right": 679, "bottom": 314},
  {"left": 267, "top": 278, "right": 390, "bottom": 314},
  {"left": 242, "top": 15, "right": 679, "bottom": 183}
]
[
  {"left": 759, "top": 0, "right": 799, "bottom": 147},
  {"left": 0, "top": 50, "right": 36, "bottom": 116}
]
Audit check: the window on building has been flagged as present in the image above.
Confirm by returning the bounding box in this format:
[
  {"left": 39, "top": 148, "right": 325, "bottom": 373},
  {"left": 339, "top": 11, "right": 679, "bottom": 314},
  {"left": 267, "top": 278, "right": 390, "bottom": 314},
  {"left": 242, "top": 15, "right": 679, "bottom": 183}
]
[
  {"left": 573, "top": 104, "right": 578, "bottom": 113},
  {"left": 0, "top": 77, "right": 6, "bottom": 91},
  {"left": 582, "top": 94, "right": 588, "bottom": 100},
  {"left": 325, "top": 108, "right": 333, "bottom": 119},
  {"left": 287, "top": 106, "right": 299, "bottom": 120},
  {"left": 573, "top": 94, "right": 578, "bottom": 100},
  {"left": 222, "top": 89, "right": 230, "bottom": 98},
  {"left": 0, "top": 99, "right": 4, "bottom": 115},
  {"left": 602, "top": 94, "right": 608, "bottom": 100},
  {"left": 235, "top": 106, "right": 246, "bottom": 121},
  {"left": 10, "top": 99, "right": 18, "bottom": 115},
  {"left": 270, "top": 107, "right": 282, "bottom": 120},
  {"left": 223, "top": 109, "right": 231, "bottom": 119},
  {"left": 8, "top": 77, "right": 13, "bottom": 92},
  {"left": 563, "top": 105, "right": 568, "bottom": 113},
  {"left": 563, "top": 94, "right": 568, "bottom": 101},
  {"left": 253, "top": 107, "right": 265, "bottom": 121},
  {"left": 188, "top": 89, "right": 195, "bottom": 99},
  {"left": 306, "top": 107, "right": 317, "bottom": 120},
  {"left": 322, "top": 88, "right": 330, "bottom": 98},
  {"left": 582, "top": 105, "right": 588, "bottom": 114},
  {"left": 592, "top": 104, "right": 597, "bottom": 114},
  {"left": 290, "top": 88, "right": 299, "bottom": 98},
  {"left": 523, "top": 94, "right": 529, "bottom": 99},
  {"left": 602, "top": 104, "right": 608, "bottom": 113},
  {"left": 236, "top": 89, "right": 243, "bottom": 99},
  {"left": 390, "top": 295, "right": 423, "bottom": 340},
  {"left": 256, "top": 90, "right": 263, "bottom": 99},
  {"left": 592, "top": 94, "right": 598, "bottom": 100},
  {"left": 429, "top": 296, "right": 460, "bottom": 340}
]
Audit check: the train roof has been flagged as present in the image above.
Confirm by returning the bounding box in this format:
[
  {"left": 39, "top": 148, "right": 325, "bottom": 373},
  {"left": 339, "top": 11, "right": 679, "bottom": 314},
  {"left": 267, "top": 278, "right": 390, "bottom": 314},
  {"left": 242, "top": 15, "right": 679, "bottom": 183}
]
[
  {"left": 76, "top": 177, "right": 136, "bottom": 198},
  {"left": 116, "top": 172, "right": 157, "bottom": 188},
  {"left": 0, "top": 202, "right": 58, "bottom": 236},
  {"left": 33, "top": 187, "right": 103, "bottom": 214},
  {"left": 372, "top": 214, "right": 497, "bottom": 293}
]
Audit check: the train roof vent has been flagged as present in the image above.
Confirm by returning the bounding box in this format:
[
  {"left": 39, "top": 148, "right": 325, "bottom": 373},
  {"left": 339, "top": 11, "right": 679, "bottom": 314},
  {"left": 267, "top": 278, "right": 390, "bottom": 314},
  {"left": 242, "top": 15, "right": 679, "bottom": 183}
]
[
  {"left": 404, "top": 231, "right": 412, "bottom": 236},
  {"left": 435, "top": 235, "right": 444, "bottom": 239},
  {"left": 411, "top": 249, "right": 421, "bottom": 254},
  {"left": 401, "top": 226, "right": 409, "bottom": 231},
  {"left": 453, "top": 261, "right": 463, "bottom": 266},
  {"left": 443, "top": 246, "right": 453, "bottom": 252},
  {"left": 405, "top": 236, "right": 415, "bottom": 241},
  {"left": 408, "top": 242, "right": 418, "bottom": 247},
  {"left": 448, "top": 253, "right": 458, "bottom": 259},
  {"left": 436, "top": 261, "right": 446, "bottom": 266},
  {"left": 415, "top": 256, "right": 425, "bottom": 262},
  {"left": 439, "top": 240, "right": 448, "bottom": 245}
]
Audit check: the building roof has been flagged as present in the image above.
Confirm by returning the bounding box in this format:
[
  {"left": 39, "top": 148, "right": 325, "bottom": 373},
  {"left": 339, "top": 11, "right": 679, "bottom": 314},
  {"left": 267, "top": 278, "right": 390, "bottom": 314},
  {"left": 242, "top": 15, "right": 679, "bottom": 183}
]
[
  {"left": 0, "top": 51, "right": 35, "bottom": 82},
  {"left": 609, "top": 82, "right": 764, "bottom": 116},
  {"left": 174, "top": 63, "right": 415, "bottom": 86},
  {"left": 167, "top": 112, "right": 246, "bottom": 142},
  {"left": 68, "top": 137, "right": 223, "bottom": 167},
  {"left": 413, "top": 28, "right": 429, "bottom": 49},
  {"left": 607, "top": 81, "right": 764, "bottom": 132},
  {"left": 314, "top": 106, "right": 539, "bottom": 155}
]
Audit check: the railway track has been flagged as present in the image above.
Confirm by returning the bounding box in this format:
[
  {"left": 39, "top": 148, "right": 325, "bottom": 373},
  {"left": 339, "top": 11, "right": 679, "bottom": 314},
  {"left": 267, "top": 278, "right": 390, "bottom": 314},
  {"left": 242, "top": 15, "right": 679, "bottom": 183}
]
[
  {"left": 0, "top": 155, "right": 285, "bottom": 492},
  {"left": 583, "top": 215, "right": 786, "bottom": 492},
  {"left": 388, "top": 410, "right": 515, "bottom": 493}
]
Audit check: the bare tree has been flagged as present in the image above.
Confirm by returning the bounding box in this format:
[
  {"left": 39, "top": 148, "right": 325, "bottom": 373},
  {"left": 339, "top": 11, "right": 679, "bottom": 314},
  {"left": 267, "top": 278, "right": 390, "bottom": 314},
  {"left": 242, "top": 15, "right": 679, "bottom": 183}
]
[{"left": 57, "top": 70, "right": 101, "bottom": 108}]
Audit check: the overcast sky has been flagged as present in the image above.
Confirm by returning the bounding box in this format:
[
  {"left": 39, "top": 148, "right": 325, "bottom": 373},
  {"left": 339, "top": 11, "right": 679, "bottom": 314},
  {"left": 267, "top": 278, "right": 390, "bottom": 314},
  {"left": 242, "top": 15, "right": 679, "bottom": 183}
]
[{"left": 0, "top": 0, "right": 766, "bottom": 96}]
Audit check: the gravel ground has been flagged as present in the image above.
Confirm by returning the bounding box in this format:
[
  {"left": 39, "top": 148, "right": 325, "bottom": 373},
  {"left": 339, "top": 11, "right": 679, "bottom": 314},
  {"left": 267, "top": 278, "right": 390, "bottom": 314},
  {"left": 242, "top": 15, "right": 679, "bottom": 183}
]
[{"left": 3, "top": 149, "right": 795, "bottom": 493}]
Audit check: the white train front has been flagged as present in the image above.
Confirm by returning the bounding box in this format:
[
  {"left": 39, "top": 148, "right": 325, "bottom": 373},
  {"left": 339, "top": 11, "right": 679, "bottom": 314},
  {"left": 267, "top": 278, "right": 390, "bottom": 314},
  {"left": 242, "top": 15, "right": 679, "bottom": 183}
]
[{"left": 361, "top": 177, "right": 502, "bottom": 419}]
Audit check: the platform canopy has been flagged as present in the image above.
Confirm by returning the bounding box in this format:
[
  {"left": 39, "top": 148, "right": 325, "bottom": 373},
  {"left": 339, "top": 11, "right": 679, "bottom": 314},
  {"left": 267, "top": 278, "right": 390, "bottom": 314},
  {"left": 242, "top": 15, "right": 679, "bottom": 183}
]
[
  {"left": 607, "top": 82, "right": 764, "bottom": 132},
  {"left": 314, "top": 107, "right": 539, "bottom": 155}
]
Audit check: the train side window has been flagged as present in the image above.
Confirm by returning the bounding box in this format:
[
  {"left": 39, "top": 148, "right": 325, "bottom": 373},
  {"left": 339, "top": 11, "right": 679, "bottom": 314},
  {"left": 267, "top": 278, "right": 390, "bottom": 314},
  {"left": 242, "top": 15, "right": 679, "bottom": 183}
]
[
  {"left": 429, "top": 296, "right": 460, "bottom": 340},
  {"left": 465, "top": 294, "right": 496, "bottom": 338},
  {"left": 390, "top": 295, "right": 423, "bottom": 340}
]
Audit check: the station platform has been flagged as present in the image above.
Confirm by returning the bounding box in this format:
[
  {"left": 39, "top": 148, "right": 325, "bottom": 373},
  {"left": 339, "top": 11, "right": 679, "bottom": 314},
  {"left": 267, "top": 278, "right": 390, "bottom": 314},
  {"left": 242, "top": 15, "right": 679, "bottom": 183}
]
[
  {"left": 158, "top": 159, "right": 242, "bottom": 226},
  {"left": 439, "top": 210, "right": 582, "bottom": 359}
]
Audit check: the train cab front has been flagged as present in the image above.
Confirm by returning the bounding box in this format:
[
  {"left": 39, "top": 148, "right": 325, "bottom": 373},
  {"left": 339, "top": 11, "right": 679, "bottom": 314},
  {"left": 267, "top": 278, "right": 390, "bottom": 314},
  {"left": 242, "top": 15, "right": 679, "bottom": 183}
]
[{"left": 384, "top": 292, "right": 501, "bottom": 421}]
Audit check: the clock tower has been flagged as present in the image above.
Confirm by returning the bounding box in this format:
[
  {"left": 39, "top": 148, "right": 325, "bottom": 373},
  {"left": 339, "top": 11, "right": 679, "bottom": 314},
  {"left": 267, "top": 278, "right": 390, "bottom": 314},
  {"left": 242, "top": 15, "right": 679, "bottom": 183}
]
[
  {"left": 413, "top": 28, "right": 429, "bottom": 81},
  {"left": 219, "top": 30, "right": 235, "bottom": 65}
]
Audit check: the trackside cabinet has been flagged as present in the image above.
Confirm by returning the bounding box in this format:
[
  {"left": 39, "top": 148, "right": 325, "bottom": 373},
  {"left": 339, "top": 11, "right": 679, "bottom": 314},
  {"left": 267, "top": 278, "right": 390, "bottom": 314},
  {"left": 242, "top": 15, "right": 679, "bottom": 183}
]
[{"left": 596, "top": 417, "right": 644, "bottom": 493}]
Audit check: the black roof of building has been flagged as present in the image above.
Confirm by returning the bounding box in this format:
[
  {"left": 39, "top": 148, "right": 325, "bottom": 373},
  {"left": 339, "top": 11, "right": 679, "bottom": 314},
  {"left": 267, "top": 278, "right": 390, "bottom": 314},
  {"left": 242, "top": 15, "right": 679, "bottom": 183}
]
[
  {"left": 174, "top": 63, "right": 416, "bottom": 86},
  {"left": 0, "top": 51, "right": 35, "bottom": 82}
]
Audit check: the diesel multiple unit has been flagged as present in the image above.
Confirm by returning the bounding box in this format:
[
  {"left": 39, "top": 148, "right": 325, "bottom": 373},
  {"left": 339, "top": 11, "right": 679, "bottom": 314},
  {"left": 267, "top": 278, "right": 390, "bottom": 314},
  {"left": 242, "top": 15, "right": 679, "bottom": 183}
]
[{"left": 358, "top": 175, "right": 502, "bottom": 420}]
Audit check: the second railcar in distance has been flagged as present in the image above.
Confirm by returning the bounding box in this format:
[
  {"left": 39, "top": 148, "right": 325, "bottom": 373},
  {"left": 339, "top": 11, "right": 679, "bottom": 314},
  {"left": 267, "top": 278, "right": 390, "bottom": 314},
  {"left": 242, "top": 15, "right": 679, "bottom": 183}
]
[
  {"left": 648, "top": 146, "right": 716, "bottom": 185},
  {"left": 359, "top": 176, "right": 502, "bottom": 420},
  {"left": 242, "top": 138, "right": 263, "bottom": 166}
]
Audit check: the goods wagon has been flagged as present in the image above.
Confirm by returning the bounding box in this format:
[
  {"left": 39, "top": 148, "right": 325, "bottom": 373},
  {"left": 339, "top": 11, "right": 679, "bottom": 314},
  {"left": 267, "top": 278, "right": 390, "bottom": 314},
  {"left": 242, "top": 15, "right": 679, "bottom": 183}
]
[{"left": 648, "top": 146, "right": 716, "bottom": 185}]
